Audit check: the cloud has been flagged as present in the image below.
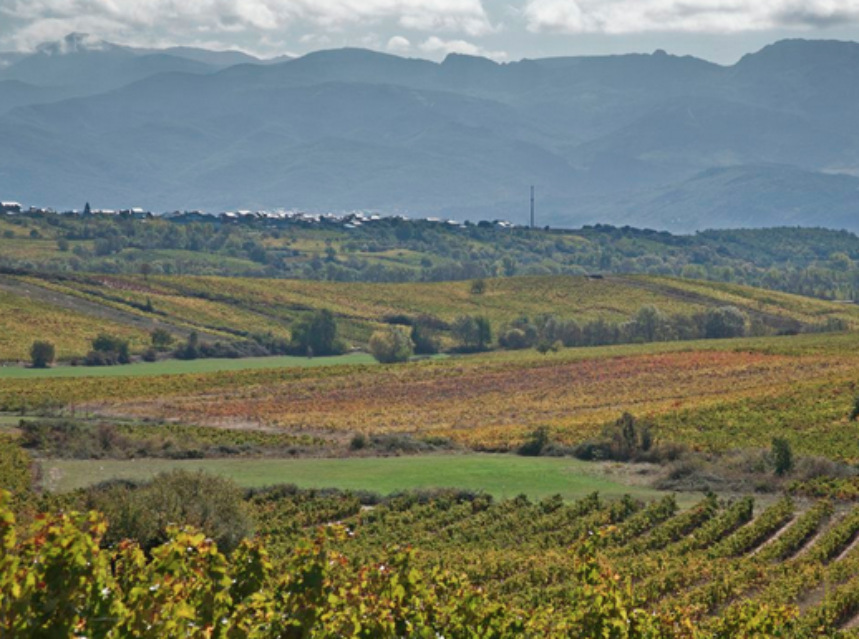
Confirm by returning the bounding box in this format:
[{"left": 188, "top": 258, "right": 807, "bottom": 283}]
[
  {"left": 0, "top": 0, "right": 494, "bottom": 51},
  {"left": 523, "top": 0, "right": 859, "bottom": 34},
  {"left": 386, "top": 35, "right": 411, "bottom": 52},
  {"left": 419, "top": 35, "right": 507, "bottom": 59}
]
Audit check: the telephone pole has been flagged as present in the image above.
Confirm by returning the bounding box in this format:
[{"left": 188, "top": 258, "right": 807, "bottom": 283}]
[{"left": 530, "top": 186, "right": 535, "bottom": 229}]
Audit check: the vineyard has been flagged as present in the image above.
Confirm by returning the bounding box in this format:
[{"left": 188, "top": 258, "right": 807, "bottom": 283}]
[
  {"left": 7, "top": 332, "right": 859, "bottom": 459},
  {"left": 3, "top": 271, "right": 858, "bottom": 360},
  {"left": 12, "top": 482, "right": 859, "bottom": 636}
]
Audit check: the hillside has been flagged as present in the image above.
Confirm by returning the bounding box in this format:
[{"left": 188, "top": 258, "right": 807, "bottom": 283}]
[
  {"left": 6, "top": 211, "right": 859, "bottom": 303},
  {"left": 3, "top": 38, "right": 859, "bottom": 229},
  {"left": 1, "top": 271, "right": 856, "bottom": 361}
]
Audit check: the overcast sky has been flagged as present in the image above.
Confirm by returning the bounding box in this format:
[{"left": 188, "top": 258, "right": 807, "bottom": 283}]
[{"left": 3, "top": 0, "right": 859, "bottom": 63}]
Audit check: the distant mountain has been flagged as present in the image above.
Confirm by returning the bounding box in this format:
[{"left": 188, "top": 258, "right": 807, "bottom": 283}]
[
  {"left": 553, "top": 165, "right": 859, "bottom": 233},
  {"left": 3, "top": 37, "right": 859, "bottom": 230},
  {"left": 0, "top": 80, "right": 77, "bottom": 115},
  {"left": 0, "top": 33, "right": 276, "bottom": 94}
]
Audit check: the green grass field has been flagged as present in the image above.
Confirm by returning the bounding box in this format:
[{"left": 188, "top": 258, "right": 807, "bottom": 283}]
[
  {"left": 39, "top": 454, "right": 684, "bottom": 503},
  {"left": 0, "top": 352, "right": 377, "bottom": 380}
]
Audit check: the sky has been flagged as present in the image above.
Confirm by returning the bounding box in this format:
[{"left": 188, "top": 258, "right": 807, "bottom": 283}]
[{"left": 3, "top": 0, "right": 859, "bottom": 64}]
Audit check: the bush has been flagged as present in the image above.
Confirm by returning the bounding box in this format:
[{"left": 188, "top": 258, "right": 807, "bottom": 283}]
[
  {"left": 30, "top": 341, "right": 56, "bottom": 368},
  {"left": 771, "top": 438, "right": 794, "bottom": 476},
  {"left": 83, "top": 470, "right": 252, "bottom": 552},
  {"left": 518, "top": 426, "right": 550, "bottom": 457},
  {"left": 368, "top": 327, "right": 414, "bottom": 364},
  {"left": 174, "top": 331, "right": 200, "bottom": 360},
  {"left": 498, "top": 328, "right": 530, "bottom": 350},
  {"left": 150, "top": 328, "right": 175, "bottom": 351},
  {"left": 470, "top": 279, "right": 487, "bottom": 295},
  {"left": 86, "top": 333, "right": 130, "bottom": 366}
]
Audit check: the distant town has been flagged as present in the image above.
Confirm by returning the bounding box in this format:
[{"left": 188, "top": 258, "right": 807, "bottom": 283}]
[{"left": 0, "top": 200, "right": 517, "bottom": 230}]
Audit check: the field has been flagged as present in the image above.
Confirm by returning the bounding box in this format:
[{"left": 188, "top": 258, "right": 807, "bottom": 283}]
[
  {"left": 38, "top": 454, "right": 678, "bottom": 502},
  {"left": 0, "top": 287, "right": 150, "bottom": 361},
  {"left": 3, "top": 270, "right": 858, "bottom": 361},
  {"left": 7, "top": 332, "right": 859, "bottom": 460},
  {"left": 0, "top": 352, "right": 376, "bottom": 379},
  {"left": 11, "top": 270, "right": 859, "bottom": 635}
]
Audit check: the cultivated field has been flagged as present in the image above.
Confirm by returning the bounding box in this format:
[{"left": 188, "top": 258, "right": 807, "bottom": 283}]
[
  {"left": 6, "top": 332, "right": 859, "bottom": 459},
  {"left": 3, "top": 271, "right": 857, "bottom": 360}
]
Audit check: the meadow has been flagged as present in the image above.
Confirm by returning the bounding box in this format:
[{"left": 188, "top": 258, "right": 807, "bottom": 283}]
[{"left": 37, "top": 454, "right": 676, "bottom": 502}]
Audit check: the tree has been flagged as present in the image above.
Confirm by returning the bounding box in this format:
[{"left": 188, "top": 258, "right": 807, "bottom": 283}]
[
  {"left": 88, "top": 333, "right": 130, "bottom": 365},
  {"left": 771, "top": 438, "right": 793, "bottom": 476},
  {"left": 30, "top": 341, "right": 56, "bottom": 369},
  {"left": 175, "top": 331, "right": 200, "bottom": 360},
  {"left": 290, "top": 309, "right": 344, "bottom": 356},
  {"left": 630, "top": 305, "right": 669, "bottom": 342},
  {"left": 452, "top": 315, "right": 492, "bottom": 352},
  {"left": 704, "top": 306, "right": 747, "bottom": 339},
  {"left": 368, "top": 328, "right": 414, "bottom": 364},
  {"left": 150, "top": 328, "right": 174, "bottom": 351},
  {"left": 410, "top": 321, "right": 439, "bottom": 355}
]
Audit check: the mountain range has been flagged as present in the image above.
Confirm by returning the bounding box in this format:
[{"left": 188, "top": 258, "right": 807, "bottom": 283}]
[{"left": 2, "top": 34, "right": 859, "bottom": 231}]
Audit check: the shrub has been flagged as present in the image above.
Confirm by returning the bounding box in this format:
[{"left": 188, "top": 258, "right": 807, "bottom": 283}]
[
  {"left": 518, "top": 426, "right": 550, "bottom": 457},
  {"left": 30, "top": 341, "right": 56, "bottom": 368},
  {"left": 174, "top": 331, "right": 200, "bottom": 360},
  {"left": 368, "top": 327, "right": 414, "bottom": 364},
  {"left": 850, "top": 395, "right": 859, "bottom": 421},
  {"left": 470, "top": 279, "right": 486, "bottom": 295},
  {"left": 150, "top": 328, "right": 175, "bottom": 351},
  {"left": 498, "top": 328, "right": 530, "bottom": 350},
  {"left": 0, "top": 435, "right": 32, "bottom": 499},
  {"left": 84, "top": 470, "right": 252, "bottom": 552},
  {"left": 771, "top": 438, "right": 794, "bottom": 476},
  {"left": 87, "top": 333, "right": 130, "bottom": 366}
]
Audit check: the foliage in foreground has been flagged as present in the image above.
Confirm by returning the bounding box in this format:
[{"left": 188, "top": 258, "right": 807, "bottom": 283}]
[{"left": 0, "top": 491, "right": 803, "bottom": 638}]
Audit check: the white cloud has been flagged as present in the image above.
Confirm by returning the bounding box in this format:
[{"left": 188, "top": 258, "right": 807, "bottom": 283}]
[
  {"left": 386, "top": 35, "right": 411, "bottom": 52},
  {"left": 0, "top": 0, "right": 494, "bottom": 51},
  {"left": 419, "top": 35, "right": 507, "bottom": 59},
  {"left": 523, "top": 0, "right": 859, "bottom": 34}
]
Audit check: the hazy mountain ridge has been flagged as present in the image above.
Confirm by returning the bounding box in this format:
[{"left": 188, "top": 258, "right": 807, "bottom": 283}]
[{"left": 2, "top": 35, "right": 859, "bottom": 230}]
